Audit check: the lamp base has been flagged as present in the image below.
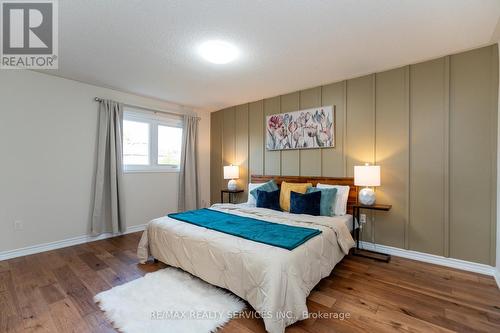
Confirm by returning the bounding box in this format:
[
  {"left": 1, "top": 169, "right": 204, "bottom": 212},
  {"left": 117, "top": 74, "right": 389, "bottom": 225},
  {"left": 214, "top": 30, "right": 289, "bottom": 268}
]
[
  {"left": 227, "top": 179, "right": 238, "bottom": 191},
  {"left": 359, "top": 187, "right": 376, "bottom": 205}
]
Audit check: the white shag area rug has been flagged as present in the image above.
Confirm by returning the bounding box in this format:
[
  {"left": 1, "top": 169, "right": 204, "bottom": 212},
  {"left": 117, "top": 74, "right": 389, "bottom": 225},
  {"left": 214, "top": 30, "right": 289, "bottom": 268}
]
[{"left": 94, "top": 267, "right": 245, "bottom": 333}]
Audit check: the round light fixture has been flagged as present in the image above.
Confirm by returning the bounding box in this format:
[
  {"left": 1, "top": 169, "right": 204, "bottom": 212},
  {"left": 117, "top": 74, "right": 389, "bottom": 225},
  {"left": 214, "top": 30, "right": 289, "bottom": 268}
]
[{"left": 198, "top": 40, "right": 239, "bottom": 64}]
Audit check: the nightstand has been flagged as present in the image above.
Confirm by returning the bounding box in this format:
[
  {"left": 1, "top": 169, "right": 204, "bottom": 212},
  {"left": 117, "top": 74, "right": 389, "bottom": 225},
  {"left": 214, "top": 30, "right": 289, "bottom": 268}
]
[
  {"left": 220, "top": 189, "right": 244, "bottom": 204},
  {"left": 352, "top": 203, "right": 392, "bottom": 262}
]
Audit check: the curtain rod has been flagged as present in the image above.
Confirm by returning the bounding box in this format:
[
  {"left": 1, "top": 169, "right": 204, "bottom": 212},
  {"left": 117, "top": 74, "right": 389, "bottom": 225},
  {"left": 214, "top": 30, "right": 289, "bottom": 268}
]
[{"left": 94, "top": 97, "right": 199, "bottom": 119}]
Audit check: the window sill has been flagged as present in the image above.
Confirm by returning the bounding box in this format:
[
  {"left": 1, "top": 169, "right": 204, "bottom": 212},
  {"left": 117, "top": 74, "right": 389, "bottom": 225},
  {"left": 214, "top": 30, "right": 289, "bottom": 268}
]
[{"left": 123, "top": 168, "right": 180, "bottom": 174}]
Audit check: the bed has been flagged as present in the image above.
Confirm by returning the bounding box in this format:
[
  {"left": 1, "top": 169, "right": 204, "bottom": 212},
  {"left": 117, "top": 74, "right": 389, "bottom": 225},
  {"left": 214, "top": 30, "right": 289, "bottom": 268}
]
[{"left": 137, "top": 175, "right": 357, "bottom": 333}]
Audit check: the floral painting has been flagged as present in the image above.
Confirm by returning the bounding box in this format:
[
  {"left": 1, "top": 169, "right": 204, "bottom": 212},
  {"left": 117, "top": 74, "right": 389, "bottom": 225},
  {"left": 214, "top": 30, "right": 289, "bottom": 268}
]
[{"left": 266, "top": 106, "right": 334, "bottom": 150}]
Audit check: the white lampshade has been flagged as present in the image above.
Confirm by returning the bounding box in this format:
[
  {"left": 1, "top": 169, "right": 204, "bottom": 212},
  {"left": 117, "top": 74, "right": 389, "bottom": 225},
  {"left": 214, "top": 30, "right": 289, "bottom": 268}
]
[
  {"left": 223, "top": 165, "right": 239, "bottom": 180},
  {"left": 354, "top": 164, "right": 381, "bottom": 187}
]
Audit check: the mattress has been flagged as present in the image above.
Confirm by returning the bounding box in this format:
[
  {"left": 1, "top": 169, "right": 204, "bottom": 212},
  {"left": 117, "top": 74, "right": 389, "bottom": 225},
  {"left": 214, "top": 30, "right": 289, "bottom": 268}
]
[{"left": 337, "top": 214, "right": 356, "bottom": 232}]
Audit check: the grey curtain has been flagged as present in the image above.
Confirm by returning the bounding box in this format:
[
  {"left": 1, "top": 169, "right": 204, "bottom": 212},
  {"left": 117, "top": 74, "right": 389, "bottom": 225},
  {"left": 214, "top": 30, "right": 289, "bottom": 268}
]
[
  {"left": 178, "top": 115, "right": 200, "bottom": 211},
  {"left": 91, "top": 99, "right": 125, "bottom": 234}
]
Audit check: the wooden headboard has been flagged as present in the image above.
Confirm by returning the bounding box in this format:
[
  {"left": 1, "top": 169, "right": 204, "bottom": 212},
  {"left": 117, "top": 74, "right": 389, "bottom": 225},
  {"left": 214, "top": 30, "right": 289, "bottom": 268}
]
[{"left": 251, "top": 175, "right": 358, "bottom": 215}]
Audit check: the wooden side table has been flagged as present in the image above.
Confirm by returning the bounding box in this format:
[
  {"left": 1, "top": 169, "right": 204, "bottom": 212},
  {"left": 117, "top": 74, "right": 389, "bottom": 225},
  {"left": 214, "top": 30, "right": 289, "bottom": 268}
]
[
  {"left": 221, "top": 189, "right": 244, "bottom": 204},
  {"left": 352, "top": 203, "right": 392, "bottom": 262}
]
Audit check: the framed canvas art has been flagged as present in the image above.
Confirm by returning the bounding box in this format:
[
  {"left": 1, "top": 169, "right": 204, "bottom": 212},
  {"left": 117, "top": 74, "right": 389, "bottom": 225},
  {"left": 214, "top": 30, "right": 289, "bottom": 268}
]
[{"left": 266, "top": 105, "right": 335, "bottom": 150}]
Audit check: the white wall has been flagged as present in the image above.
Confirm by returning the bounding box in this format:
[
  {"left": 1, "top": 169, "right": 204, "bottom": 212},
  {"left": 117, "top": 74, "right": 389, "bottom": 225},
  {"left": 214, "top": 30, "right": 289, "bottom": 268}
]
[{"left": 0, "top": 70, "right": 210, "bottom": 253}]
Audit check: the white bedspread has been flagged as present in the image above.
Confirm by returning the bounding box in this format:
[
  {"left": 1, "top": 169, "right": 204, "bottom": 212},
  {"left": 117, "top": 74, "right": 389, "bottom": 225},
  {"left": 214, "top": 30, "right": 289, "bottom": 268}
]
[{"left": 137, "top": 204, "right": 355, "bottom": 333}]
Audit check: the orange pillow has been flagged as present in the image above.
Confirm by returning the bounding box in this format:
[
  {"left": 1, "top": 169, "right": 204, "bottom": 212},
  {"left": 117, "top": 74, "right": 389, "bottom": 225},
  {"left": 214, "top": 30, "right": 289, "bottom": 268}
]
[{"left": 279, "top": 181, "right": 312, "bottom": 211}]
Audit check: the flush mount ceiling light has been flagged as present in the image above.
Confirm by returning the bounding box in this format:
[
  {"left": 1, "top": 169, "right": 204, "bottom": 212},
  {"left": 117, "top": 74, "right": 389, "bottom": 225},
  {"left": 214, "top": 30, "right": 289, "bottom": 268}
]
[{"left": 198, "top": 40, "right": 239, "bottom": 64}]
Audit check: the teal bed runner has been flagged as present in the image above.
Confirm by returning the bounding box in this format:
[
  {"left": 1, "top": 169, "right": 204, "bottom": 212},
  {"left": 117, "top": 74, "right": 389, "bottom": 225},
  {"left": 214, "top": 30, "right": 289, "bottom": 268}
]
[{"left": 167, "top": 208, "right": 321, "bottom": 250}]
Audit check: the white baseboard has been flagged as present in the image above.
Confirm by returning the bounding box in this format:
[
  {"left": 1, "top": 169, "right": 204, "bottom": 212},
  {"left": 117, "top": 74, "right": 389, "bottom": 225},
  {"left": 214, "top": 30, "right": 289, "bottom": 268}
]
[
  {"left": 359, "top": 241, "right": 496, "bottom": 277},
  {"left": 494, "top": 269, "right": 500, "bottom": 289},
  {"left": 0, "top": 224, "right": 146, "bottom": 262}
]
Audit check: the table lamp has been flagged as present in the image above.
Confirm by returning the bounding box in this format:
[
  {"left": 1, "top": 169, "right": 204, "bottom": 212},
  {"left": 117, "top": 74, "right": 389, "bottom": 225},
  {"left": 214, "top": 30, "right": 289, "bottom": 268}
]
[
  {"left": 224, "top": 165, "right": 239, "bottom": 191},
  {"left": 354, "top": 163, "right": 380, "bottom": 205}
]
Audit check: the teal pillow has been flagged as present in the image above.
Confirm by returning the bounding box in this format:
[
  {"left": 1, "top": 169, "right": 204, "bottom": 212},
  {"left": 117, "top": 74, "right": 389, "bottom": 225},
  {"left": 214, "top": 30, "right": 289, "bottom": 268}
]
[
  {"left": 306, "top": 187, "right": 338, "bottom": 216},
  {"left": 250, "top": 180, "right": 279, "bottom": 200}
]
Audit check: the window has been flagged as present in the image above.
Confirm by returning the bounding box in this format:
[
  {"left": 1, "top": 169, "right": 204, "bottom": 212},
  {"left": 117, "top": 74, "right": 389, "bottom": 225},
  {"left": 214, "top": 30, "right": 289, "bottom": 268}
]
[
  {"left": 158, "top": 125, "right": 182, "bottom": 166},
  {"left": 123, "top": 107, "right": 183, "bottom": 172},
  {"left": 123, "top": 120, "right": 149, "bottom": 165}
]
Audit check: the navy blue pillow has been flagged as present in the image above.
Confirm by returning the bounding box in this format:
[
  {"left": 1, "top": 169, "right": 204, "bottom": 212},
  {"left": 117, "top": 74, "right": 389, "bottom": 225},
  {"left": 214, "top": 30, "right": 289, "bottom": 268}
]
[
  {"left": 256, "top": 189, "right": 281, "bottom": 211},
  {"left": 290, "top": 190, "right": 321, "bottom": 216}
]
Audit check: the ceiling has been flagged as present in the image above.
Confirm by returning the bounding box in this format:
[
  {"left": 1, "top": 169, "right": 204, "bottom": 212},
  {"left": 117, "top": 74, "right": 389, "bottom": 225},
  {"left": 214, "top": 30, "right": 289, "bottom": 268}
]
[{"left": 48, "top": 0, "right": 500, "bottom": 111}]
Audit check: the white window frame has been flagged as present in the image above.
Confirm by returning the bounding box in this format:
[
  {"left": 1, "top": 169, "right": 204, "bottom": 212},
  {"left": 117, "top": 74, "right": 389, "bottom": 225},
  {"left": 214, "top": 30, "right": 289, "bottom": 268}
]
[{"left": 123, "top": 107, "right": 183, "bottom": 173}]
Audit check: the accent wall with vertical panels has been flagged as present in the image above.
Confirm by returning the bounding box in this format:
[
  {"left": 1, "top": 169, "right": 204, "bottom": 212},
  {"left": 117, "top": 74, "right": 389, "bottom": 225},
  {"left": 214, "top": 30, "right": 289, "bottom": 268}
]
[{"left": 210, "top": 44, "right": 498, "bottom": 265}]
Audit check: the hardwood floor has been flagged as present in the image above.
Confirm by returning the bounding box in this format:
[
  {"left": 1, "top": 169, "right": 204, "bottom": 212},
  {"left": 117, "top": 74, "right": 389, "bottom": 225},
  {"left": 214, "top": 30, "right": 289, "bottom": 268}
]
[{"left": 1, "top": 232, "right": 499, "bottom": 333}]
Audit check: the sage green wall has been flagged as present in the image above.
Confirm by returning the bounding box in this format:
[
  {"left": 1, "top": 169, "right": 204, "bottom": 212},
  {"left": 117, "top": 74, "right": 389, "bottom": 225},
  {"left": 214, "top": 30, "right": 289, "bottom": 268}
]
[{"left": 210, "top": 45, "right": 498, "bottom": 265}]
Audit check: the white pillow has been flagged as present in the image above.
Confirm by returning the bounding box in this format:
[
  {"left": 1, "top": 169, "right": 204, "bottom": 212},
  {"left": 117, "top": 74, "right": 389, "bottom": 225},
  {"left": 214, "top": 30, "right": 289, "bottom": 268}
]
[
  {"left": 246, "top": 183, "right": 264, "bottom": 206},
  {"left": 317, "top": 183, "right": 350, "bottom": 216}
]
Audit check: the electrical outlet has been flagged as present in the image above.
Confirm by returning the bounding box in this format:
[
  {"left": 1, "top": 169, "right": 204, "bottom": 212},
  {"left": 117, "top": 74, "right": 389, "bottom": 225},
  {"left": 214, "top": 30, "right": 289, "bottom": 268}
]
[
  {"left": 359, "top": 214, "right": 367, "bottom": 224},
  {"left": 14, "top": 220, "right": 24, "bottom": 230}
]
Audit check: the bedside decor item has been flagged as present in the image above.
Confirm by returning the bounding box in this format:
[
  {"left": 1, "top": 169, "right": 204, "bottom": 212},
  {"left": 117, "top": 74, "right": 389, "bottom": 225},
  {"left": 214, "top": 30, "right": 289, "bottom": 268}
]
[
  {"left": 352, "top": 203, "right": 392, "bottom": 262},
  {"left": 354, "top": 164, "right": 380, "bottom": 206},
  {"left": 223, "top": 165, "right": 239, "bottom": 191},
  {"left": 266, "top": 106, "right": 334, "bottom": 150}
]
